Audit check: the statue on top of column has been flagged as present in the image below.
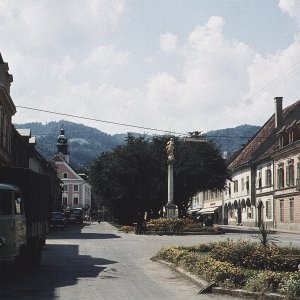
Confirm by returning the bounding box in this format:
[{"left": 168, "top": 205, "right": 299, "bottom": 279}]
[{"left": 166, "top": 138, "right": 174, "bottom": 161}]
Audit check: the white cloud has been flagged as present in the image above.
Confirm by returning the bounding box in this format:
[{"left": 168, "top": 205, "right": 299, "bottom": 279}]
[
  {"left": 4, "top": 2, "right": 300, "bottom": 136},
  {"left": 160, "top": 32, "right": 178, "bottom": 53},
  {"left": 279, "top": 0, "right": 300, "bottom": 25},
  {"left": 83, "top": 46, "right": 129, "bottom": 76}
]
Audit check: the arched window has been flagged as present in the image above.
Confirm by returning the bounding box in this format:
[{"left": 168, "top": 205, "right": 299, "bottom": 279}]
[{"left": 63, "top": 172, "right": 68, "bottom": 178}]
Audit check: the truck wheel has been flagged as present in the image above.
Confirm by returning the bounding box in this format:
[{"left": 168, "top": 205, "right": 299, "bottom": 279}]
[
  {"left": 31, "top": 241, "right": 42, "bottom": 267},
  {"left": 15, "top": 245, "right": 28, "bottom": 271}
]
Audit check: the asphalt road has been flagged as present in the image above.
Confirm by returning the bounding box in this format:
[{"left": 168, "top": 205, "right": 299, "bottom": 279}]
[{"left": 0, "top": 222, "right": 298, "bottom": 300}]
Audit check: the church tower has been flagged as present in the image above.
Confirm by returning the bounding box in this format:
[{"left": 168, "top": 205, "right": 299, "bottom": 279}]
[{"left": 57, "top": 127, "right": 70, "bottom": 163}]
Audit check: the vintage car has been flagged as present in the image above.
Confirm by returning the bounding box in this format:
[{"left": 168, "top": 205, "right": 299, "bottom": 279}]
[
  {"left": 50, "top": 212, "right": 65, "bottom": 230},
  {"left": 67, "top": 213, "right": 77, "bottom": 224}
]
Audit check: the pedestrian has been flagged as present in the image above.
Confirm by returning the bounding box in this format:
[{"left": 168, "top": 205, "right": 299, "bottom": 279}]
[{"left": 136, "top": 211, "right": 144, "bottom": 234}]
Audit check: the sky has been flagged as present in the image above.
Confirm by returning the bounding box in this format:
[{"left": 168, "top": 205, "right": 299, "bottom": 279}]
[{"left": 1, "top": 0, "right": 300, "bottom": 136}]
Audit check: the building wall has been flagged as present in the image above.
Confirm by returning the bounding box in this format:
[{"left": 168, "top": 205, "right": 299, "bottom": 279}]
[
  {"left": 0, "top": 55, "right": 15, "bottom": 166},
  {"left": 55, "top": 160, "right": 91, "bottom": 211},
  {"left": 255, "top": 160, "right": 274, "bottom": 228},
  {"left": 274, "top": 144, "right": 300, "bottom": 231},
  {"left": 223, "top": 167, "right": 254, "bottom": 226}
]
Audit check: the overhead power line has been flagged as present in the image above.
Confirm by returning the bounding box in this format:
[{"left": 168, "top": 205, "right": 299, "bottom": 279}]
[
  {"left": 16, "top": 105, "right": 263, "bottom": 140},
  {"left": 16, "top": 105, "right": 186, "bottom": 136}
]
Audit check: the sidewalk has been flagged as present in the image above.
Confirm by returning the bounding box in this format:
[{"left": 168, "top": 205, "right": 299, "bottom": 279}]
[{"left": 220, "top": 224, "right": 300, "bottom": 235}]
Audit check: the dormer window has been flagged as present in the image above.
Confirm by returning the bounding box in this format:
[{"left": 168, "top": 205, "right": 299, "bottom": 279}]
[{"left": 63, "top": 172, "right": 68, "bottom": 178}]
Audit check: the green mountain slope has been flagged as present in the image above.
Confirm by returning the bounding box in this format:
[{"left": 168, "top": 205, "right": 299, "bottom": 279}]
[
  {"left": 14, "top": 121, "right": 260, "bottom": 170},
  {"left": 14, "top": 121, "right": 122, "bottom": 170}
]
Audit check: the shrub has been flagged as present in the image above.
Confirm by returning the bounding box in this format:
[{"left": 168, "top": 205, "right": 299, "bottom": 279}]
[
  {"left": 278, "top": 272, "right": 300, "bottom": 299},
  {"left": 178, "top": 243, "right": 215, "bottom": 253},
  {"left": 210, "top": 241, "right": 300, "bottom": 272},
  {"left": 210, "top": 240, "right": 255, "bottom": 267},
  {"left": 119, "top": 225, "right": 133, "bottom": 233},
  {"left": 245, "top": 270, "right": 283, "bottom": 293},
  {"left": 153, "top": 240, "right": 300, "bottom": 297},
  {"left": 152, "top": 247, "right": 188, "bottom": 265},
  {"left": 197, "top": 257, "right": 246, "bottom": 288},
  {"left": 146, "top": 218, "right": 222, "bottom": 234}
]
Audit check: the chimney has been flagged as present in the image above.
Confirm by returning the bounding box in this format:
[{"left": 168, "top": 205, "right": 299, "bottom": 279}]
[{"left": 274, "top": 97, "right": 283, "bottom": 128}]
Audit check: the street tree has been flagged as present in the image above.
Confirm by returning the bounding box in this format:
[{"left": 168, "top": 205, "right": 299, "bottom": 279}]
[{"left": 90, "top": 134, "right": 230, "bottom": 224}]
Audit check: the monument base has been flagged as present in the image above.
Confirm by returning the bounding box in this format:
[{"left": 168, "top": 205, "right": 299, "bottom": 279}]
[{"left": 165, "top": 203, "right": 177, "bottom": 219}]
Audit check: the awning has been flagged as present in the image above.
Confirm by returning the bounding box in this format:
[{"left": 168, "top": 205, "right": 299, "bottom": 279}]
[
  {"left": 198, "top": 206, "right": 220, "bottom": 214},
  {"left": 187, "top": 209, "right": 201, "bottom": 215}
]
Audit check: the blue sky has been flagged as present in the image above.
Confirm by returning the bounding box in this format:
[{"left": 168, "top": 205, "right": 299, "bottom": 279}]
[{"left": 1, "top": 0, "right": 300, "bottom": 135}]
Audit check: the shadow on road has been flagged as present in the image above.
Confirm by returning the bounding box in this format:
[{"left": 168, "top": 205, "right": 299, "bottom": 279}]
[
  {"left": 0, "top": 243, "right": 118, "bottom": 299},
  {"left": 47, "top": 223, "right": 121, "bottom": 240},
  {"left": 47, "top": 232, "right": 121, "bottom": 240}
]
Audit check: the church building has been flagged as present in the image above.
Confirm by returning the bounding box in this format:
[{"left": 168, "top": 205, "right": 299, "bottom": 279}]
[{"left": 52, "top": 127, "right": 91, "bottom": 214}]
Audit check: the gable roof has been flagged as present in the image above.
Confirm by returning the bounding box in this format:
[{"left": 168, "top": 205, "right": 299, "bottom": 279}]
[{"left": 229, "top": 99, "right": 300, "bottom": 169}]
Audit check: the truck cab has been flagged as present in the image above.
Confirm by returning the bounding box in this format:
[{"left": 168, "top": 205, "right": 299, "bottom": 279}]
[{"left": 0, "top": 184, "right": 26, "bottom": 265}]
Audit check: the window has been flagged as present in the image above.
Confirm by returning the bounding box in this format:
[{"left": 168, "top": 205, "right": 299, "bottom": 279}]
[
  {"left": 234, "top": 180, "right": 238, "bottom": 193},
  {"left": 228, "top": 183, "right": 231, "bottom": 197},
  {"left": 74, "top": 184, "right": 79, "bottom": 192},
  {"left": 0, "top": 191, "right": 12, "bottom": 215},
  {"left": 266, "top": 200, "right": 272, "bottom": 219},
  {"left": 297, "top": 162, "right": 300, "bottom": 190},
  {"left": 241, "top": 178, "right": 244, "bottom": 191},
  {"left": 63, "top": 172, "right": 68, "bottom": 178},
  {"left": 265, "top": 169, "right": 272, "bottom": 187},
  {"left": 14, "top": 194, "right": 23, "bottom": 215},
  {"left": 286, "top": 164, "right": 294, "bottom": 187},
  {"left": 280, "top": 200, "right": 284, "bottom": 222},
  {"left": 247, "top": 207, "right": 252, "bottom": 219},
  {"left": 290, "top": 199, "right": 294, "bottom": 222},
  {"left": 62, "top": 196, "right": 68, "bottom": 206},
  {"left": 297, "top": 162, "right": 300, "bottom": 179},
  {"left": 257, "top": 171, "right": 262, "bottom": 189},
  {"left": 73, "top": 196, "right": 79, "bottom": 205},
  {"left": 277, "top": 167, "right": 284, "bottom": 189},
  {"left": 63, "top": 184, "right": 68, "bottom": 192},
  {"left": 246, "top": 176, "right": 250, "bottom": 194}
]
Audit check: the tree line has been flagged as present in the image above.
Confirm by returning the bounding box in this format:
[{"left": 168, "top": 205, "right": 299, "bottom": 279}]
[{"left": 90, "top": 134, "right": 230, "bottom": 225}]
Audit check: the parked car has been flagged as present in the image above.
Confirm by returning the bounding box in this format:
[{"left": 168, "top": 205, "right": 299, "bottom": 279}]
[
  {"left": 67, "top": 213, "right": 77, "bottom": 224},
  {"left": 50, "top": 212, "right": 65, "bottom": 230}
]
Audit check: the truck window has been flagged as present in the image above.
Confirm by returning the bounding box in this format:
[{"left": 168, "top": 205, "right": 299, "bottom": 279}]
[
  {"left": 0, "top": 191, "right": 12, "bottom": 215},
  {"left": 14, "top": 196, "right": 23, "bottom": 215}
]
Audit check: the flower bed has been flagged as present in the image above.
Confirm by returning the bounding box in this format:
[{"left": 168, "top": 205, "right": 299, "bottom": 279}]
[
  {"left": 152, "top": 240, "right": 300, "bottom": 299},
  {"left": 146, "top": 218, "right": 222, "bottom": 235}
]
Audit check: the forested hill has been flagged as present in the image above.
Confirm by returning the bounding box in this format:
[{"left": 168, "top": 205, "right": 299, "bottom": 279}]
[
  {"left": 206, "top": 124, "right": 260, "bottom": 156},
  {"left": 14, "top": 121, "right": 260, "bottom": 170}
]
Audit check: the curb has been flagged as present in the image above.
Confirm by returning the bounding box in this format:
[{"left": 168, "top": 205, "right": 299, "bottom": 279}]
[
  {"left": 212, "top": 287, "right": 284, "bottom": 300},
  {"left": 155, "top": 260, "right": 285, "bottom": 299},
  {"left": 155, "top": 260, "right": 209, "bottom": 289}
]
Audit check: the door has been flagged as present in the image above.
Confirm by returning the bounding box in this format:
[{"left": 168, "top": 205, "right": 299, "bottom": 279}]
[{"left": 257, "top": 201, "right": 264, "bottom": 227}]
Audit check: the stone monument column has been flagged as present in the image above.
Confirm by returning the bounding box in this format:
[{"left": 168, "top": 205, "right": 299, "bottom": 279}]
[{"left": 165, "top": 138, "right": 177, "bottom": 218}]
